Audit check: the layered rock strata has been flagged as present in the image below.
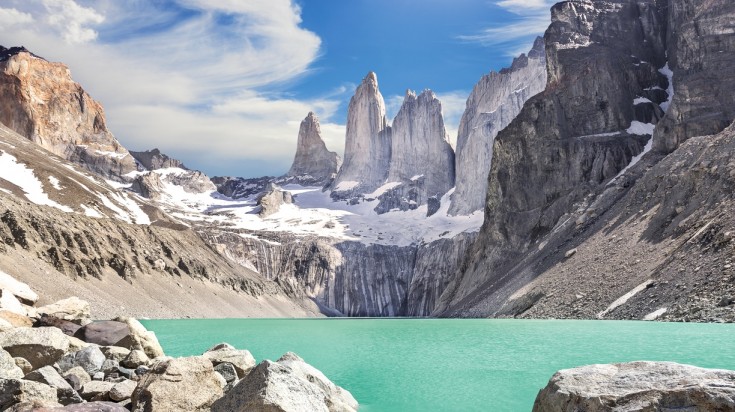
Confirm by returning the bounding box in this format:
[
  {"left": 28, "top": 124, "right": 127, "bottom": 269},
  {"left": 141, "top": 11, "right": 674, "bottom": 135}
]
[
  {"left": 0, "top": 47, "right": 137, "bottom": 180},
  {"left": 286, "top": 112, "right": 341, "bottom": 186}
]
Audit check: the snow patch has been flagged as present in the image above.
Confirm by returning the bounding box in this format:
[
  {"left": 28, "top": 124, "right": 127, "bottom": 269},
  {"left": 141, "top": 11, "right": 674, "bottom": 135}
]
[
  {"left": 597, "top": 279, "right": 653, "bottom": 318},
  {"left": 627, "top": 121, "right": 655, "bottom": 136},
  {"left": 410, "top": 175, "right": 424, "bottom": 181},
  {"left": 95, "top": 150, "right": 129, "bottom": 159},
  {"left": 81, "top": 204, "right": 104, "bottom": 218},
  {"left": 633, "top": 97, "right": 652, "bottom": 105},
  {"left": 105, "top": 179, "right": 132, "bottom": 190},
  {"left": 0, "top": 152, "right": 73, "bottom": 212},
  {"left": 48, "top": 176, "right": 62, "bottom": 190},
  {"left": 658, "top": 63, "right": 674, "bottom": 112},
  {"left": 365, "top": 182, "right": 402, "bottom": 198},
  {"left": 333, "top": 181, "right": 359, "bottom": 191},
  {"left": 643, "top": 307, "right": 667, "bottom": 321}
]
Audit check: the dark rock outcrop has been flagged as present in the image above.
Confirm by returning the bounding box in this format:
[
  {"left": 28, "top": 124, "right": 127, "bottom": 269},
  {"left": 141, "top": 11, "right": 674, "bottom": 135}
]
[
  {"left": 653, "top": 0, "right": 735, "bottom": 153},
  {"left": 436, "top": 0, "right": 671, "bottom": 316}
]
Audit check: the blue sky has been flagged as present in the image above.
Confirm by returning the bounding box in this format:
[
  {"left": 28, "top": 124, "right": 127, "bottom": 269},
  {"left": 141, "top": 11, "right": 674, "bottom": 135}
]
[{"left": 0, "top": 0, "right": 553, "bottom": 177}]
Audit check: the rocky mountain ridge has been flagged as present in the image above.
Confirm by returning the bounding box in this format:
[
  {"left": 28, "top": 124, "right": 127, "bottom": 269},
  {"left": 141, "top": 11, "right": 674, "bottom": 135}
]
[
  {"left": 0, "top": 48, "right": 137, "bottom": 181},
  {"left": 434, "top": 0, "right": 735, "bottom": 322}
]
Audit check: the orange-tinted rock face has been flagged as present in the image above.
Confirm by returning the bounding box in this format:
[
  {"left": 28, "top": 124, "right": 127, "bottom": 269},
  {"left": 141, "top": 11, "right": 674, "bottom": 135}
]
[{"left": 0, "top": 50, "right": 136, "bottom": 180}]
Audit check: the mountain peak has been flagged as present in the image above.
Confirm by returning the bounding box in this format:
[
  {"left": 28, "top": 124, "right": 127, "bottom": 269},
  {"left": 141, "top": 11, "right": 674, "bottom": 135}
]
[{"left": 0, "top": 46, "right": 44, "bottom": 62}]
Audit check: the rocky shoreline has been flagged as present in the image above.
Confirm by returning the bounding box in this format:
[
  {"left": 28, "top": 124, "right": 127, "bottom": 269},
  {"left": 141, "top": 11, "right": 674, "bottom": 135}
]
[{"left": 0, "top": 273, "right": 357, "bottom": 411}]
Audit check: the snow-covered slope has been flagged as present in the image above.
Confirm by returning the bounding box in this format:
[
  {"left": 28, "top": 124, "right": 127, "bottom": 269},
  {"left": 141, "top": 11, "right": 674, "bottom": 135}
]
[{"left": 0, "top": 124, "right": 150, "bottom": 224}]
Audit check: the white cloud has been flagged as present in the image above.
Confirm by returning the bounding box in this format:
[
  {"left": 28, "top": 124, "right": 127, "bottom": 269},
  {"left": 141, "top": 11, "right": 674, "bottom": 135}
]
[
  {"left": 0, "top": 0, "right": 337, "bottom": 177},
  {"left": 458, "top": 0, "right": 554, "bottom": 55},
  {"left": 42, "top": 0, "right": 104, "bottom": 44},
  {"left": 0, "top": 8, "right": 33, "bottom": 27}
]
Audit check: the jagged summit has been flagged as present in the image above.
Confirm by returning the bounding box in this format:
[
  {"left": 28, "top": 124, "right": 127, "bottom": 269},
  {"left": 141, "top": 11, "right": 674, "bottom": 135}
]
[
  {"left": 130, "top": 148, "right": 188, "bottom": 171},
  {"left": 0, "top": 46, "right": 44, "bottom": 62},
  {"left": 286, "top": 111, "right": 341, "bottom": 185},
  {"left": 0, "top": 46, "right": 137, "bottom": 180},
  {"left": 331, "top": 71, "right": 391, "bottom": 195}
]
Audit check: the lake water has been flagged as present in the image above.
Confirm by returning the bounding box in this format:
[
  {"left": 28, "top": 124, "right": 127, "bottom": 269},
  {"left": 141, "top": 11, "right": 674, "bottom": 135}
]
[{"left": 140, "top": 319, "right": 735, "bottom": 411}]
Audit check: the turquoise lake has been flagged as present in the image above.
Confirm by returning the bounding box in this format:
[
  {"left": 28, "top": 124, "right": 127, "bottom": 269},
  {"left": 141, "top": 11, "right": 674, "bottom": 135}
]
[{"left": 140, "top": 319, "right": 735, "bottom": 411}]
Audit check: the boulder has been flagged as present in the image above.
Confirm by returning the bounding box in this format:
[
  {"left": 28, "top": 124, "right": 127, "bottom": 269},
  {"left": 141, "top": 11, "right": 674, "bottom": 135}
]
[
  {"left": 57, "top": 346, "right": 106, "bottom": 375},
  {"left": 25, "top": 366, "right": 82, "bottom": 406},
  {"left": 73, "top": 321, "right": 128, "bottom": 347},
  {"left": 211, "top": 352, "right": 358, "bottom": 412},
  {"left": 100, "top": 359, "right": 119, "bottom": 376},
  {"left": 202, "top": 343, "right": 256, "bottom": 378},
  {"left": 533, "top": 361, "right": 735, "bottom": 411},
  {"left": 32, "top": 401, "right": 129, "bottom": 411},
  {"left": 36, "top": 298, "right": 91, "bottom": 326},
  {"left": 108, "top": 379, "right": 135, "bottom": 402},
  {"left": 0, "top": 327, "right": 70, "bottom": 369},
  {"left": 120, "top": 349, "right": 149, "bottom": 369},
  {"left": 0, "top": 378, "right": 58, "bottom": 410},
  {"left": 0, "top": 310, "right": 32, "bottom": 328},
  {"left": 13, "top": 357, "right": 31, "bottom": 375},
  {"left": 114, "top": 318, "right": 164, "bottom": 359},
  {"left": 75, "top": 319, "right": 163, "bottom": 359},
  {"left": 79, "top": 381, "right": 113, "bottom": 401},
  {"left": 214, "top": 362, "right": 238, "bottom": 384},
  {"left": 34, "top": 315, "right": 82, "bottom": 336},
  {"left": 62, "top": 367, "right": 90, "bottom": 392},
  {"left": 131, "top": 356, "right": 223, "bottom": 412},
  {"left": 0, "top": 349, "right": 23, "bottom": 379},
  {"left": 0, "top": 290, "right": 27, "bottom": 316},
  {"left": 100, "top": 346, "right": 129, "bottom": 362},
  {"left": 0, "top": 271, "right": 38, "bottom": 305},
  {"left": 66, "top": 337, "right": 89, "bottom": 353},
  {"left": 0, "top": 318, "right": 14, "bottom": 332}
]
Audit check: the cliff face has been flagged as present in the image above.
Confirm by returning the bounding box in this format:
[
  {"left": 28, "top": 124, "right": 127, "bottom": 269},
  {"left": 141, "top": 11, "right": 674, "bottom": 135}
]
[
  {"left": 379, "top": 90, "right": 455, "bottom": 214},
  {"left": 449, "top": 37, "right": 548, "bottom": 216},
  {"left": 653, "top": 0, "right": 735, "bottom": 152},
  {"left": 204, "top": 231, "right": 473, "bottom": 317},
  {"left": 0, "top": 47, "right": 137, "bottom": 180},
  {"left": 331, "top": 72, "right": 392, "bottom": 196},
  {"left": 286, "top": 112, "right": 341, "bottom": 185},
  {"left": 435, "top": 0, "right": 735, "bottom": 320}
]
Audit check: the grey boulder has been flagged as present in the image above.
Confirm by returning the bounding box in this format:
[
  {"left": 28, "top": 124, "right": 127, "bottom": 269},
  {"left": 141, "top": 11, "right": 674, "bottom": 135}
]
[
  {"left": 57, "top": 346, "right": 106, "bottom": 375},
  {"left": 131, "top": 356, "right": 223, "bottom": 412},
  {"left": 0, "top": 327, "right": 70, "bottom": 369},
  {"left": 202, "top": 343, "right": 256, "bottom": 379},
  {"left": 533, "top": 361, "right": 735, "bottom": 411},
  {"left": 0, "top": 378, "right": 59, "bottom": 410},
  {"left": 212, "top": 352, "right": 358, "bottom": 412}
]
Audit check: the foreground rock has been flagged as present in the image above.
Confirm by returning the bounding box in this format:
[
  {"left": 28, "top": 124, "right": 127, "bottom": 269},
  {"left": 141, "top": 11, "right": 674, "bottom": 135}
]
[
  {"left": 533, "top": 361, "right": 735, "bottom": 411},
  {"left": 212, "top": 352, "right": 358, "bottom": 412},
  {"left": 131, "top": 356, "right": 223, "bottom": 411},
  {"left": 36, "top": 297, "right": 91, "bottom": 326},
  {"left": 0, "top": 327, "right": 70, "bottom": 369},
  {"left": 73, "top": 318, "right": 163, "bottom": 359}
]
